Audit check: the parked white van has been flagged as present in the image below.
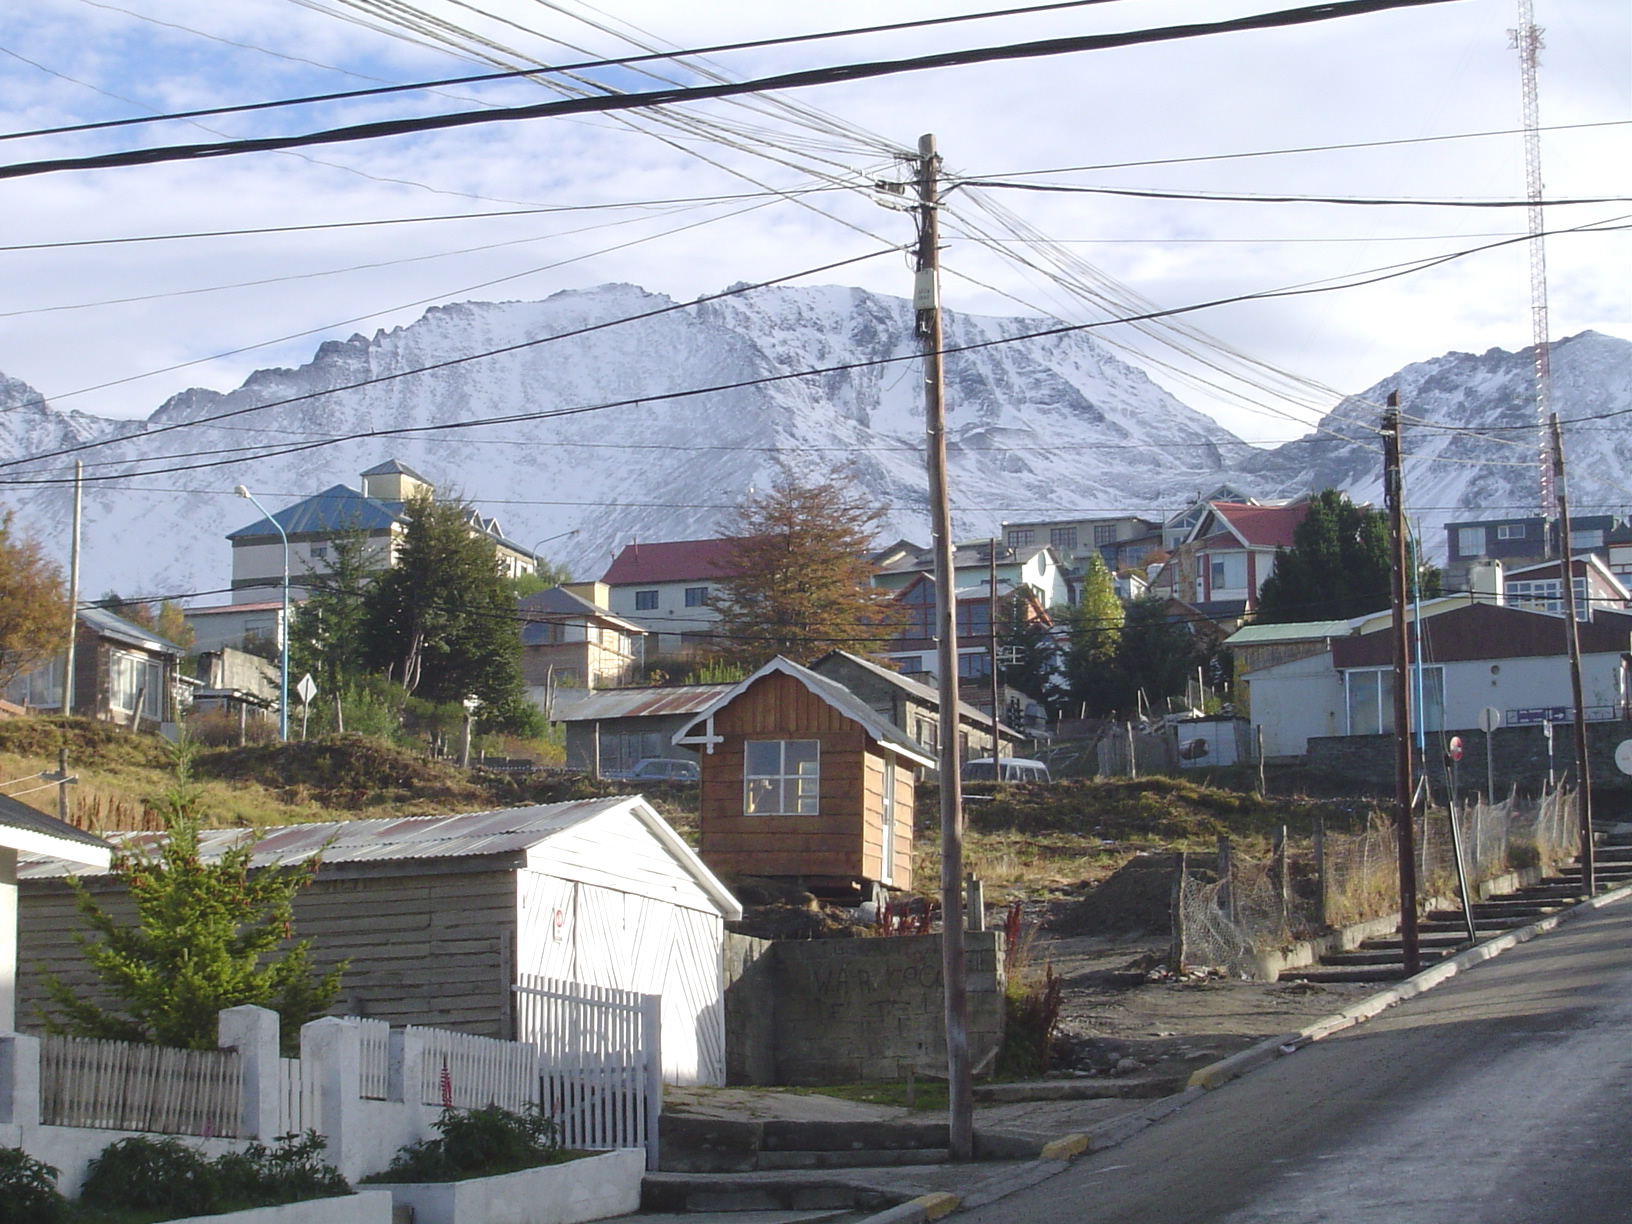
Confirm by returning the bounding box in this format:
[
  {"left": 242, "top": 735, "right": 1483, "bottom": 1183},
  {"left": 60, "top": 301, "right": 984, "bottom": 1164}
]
[{"left": 961, "top": 757, "right": 1051, "bottom": 783}]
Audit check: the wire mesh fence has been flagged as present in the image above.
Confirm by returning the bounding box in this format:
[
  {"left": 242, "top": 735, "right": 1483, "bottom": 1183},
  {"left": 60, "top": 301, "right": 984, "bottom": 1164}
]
[{"left": 1178, "top": 786, "right": 1580, "bottom": 976}]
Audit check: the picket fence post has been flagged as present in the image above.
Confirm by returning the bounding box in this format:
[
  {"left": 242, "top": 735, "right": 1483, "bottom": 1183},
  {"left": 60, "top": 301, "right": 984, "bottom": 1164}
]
[{"left": 0, "top": 1032, "right": 40, "bottom": 1128}]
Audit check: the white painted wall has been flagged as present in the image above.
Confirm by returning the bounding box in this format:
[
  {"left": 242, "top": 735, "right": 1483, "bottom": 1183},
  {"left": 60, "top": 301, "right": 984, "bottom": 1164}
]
[
  {"left": 606, "top": 580, "right": 721, "bottom": 653},
  {"left": 1, "top": 847, "right": 16, "bottom": 1033},
  {"left": 1243, "top": 652, "right": 1346, "bottom": 757},
  {"left": 1440, "top": 653, "right": 1625, "bottom": 727}
]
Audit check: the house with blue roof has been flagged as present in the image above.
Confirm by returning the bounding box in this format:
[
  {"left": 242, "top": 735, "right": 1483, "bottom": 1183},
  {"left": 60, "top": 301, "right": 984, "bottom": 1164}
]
[{"left": 217, "top": 458, "right": 541, "bottom": 603}]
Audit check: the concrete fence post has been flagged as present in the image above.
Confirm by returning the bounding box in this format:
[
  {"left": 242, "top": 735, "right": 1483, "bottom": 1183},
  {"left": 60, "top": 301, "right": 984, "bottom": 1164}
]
[
  {"left": 389, "top": 1024, "right": 434, "bottom": 1142},
  {"left": 218, "top": 1004, "right": 280, "bottom": 1139},
  {"left": 302, "top": 1017, "right": 363, "bottom": 1179},
  {"left": 0, "top": 1031, "right": 41, "bottom": 1128}
]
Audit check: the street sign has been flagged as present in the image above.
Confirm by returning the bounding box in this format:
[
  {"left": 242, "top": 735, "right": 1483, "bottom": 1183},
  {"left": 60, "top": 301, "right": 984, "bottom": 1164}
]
[
  {"left": 1478, "top": 706, "right": 1502, "bottom": 734},
  {"left": 296, "top": 673, "right": 317, "bottom": 705},
  {"left": 1447, "top": 736, "right": 1463, "bottom": 762},
  {"left": 1615, "top": 740, "right": 1632, "bottom": 777}
]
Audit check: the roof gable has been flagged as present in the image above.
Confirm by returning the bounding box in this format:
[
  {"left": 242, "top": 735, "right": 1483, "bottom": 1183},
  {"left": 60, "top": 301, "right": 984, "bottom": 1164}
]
[
  {"left": 518, "top": 586, "right": 645, "bottom": 636},
  {"left": 601, "top": 538, "right": 747, "bottom": 586},
  {"left": 228, "top": 484, "right": 402, "bottom": 540},
  {"left": 675, "top": 657, "right": 936, "bottom": 767},
  {"left": 1209, "top": 501, "right": 1308, "bottom": 549}
]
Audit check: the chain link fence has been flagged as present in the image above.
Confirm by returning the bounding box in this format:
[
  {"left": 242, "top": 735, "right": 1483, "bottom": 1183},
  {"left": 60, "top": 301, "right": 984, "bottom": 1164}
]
[{"left": 1177, "top": 787, "right": 1580, "bottom": 977}]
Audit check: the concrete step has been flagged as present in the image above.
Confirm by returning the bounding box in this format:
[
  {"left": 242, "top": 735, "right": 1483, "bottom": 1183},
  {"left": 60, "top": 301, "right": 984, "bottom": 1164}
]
[
  {"left": 1363, "top": 934, "right": 1468, "bottom": 950},
  {"left": 756, "top": 1150, "right": 950, "bottom": 1171},
  {"left": 1320, "top": 947, "right": 1456, "bottom": 967},
  {"left": 642, "top": 1173, "right": 910, "bottom": 1216},
  {"left": 1279, "top": 965, "right": 1408, "bottom": 984}
]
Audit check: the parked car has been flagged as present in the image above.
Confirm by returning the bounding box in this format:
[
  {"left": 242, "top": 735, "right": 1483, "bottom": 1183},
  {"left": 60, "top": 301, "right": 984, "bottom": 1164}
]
[
  {"left": 961, "top": 757, "right": 1051, "bottom": 783},
  {"left": 608, "top": 757, "right": 700, "bottom": 783}
]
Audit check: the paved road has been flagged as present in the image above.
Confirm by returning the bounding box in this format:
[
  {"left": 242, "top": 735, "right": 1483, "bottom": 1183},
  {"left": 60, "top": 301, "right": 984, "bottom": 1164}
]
[{"left": 961, "top": 902, "right": 1632, "bottom": 1224}]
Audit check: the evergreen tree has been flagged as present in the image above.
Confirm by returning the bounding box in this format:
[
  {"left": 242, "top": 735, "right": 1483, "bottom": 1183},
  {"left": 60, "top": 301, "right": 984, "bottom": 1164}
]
[
  {"left": 1114, "top": 595, "right": 1201, "bottom": 716},
  {"left": 1255, "top": 489, "right": 1441, "bottom": 623},
  {"left": 40, "top": 745, "right": 343, "bottom": 1053},
  {"left": 709, "top": 466, "right": 904, "bottom": 668},
  {"left": 360, "top": 496, "right": 534, "bottom": 730},
  {"left": 0, "top": 512, "right": 70, "bottom": 690},
  {"left": 995, "top": 592, "right": 1057, "bottom": 708},
  {"left": 1059, "top": 555, "right": 1124, "bottom": 716},
  {"left": 289, "top": 529, "right": 376, "bottom": 695}
]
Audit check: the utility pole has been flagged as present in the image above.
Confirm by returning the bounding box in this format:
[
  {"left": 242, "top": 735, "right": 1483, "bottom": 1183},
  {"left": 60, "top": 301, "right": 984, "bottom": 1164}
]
[
  {"left": 63, "top": 460, "right": 82, "bottom": 715},
  {"left": 1550, "top": 413, "right": 1594, "bottom": 893},
  {"left": 988, "top": 537, "right": 1002, "bottom": 765},
  {"left": 915, "top": 132, "right": 972, "bottom": 1162},
  {"left": 1382, "top": 395, "right": 1421, "bottom": 975}
]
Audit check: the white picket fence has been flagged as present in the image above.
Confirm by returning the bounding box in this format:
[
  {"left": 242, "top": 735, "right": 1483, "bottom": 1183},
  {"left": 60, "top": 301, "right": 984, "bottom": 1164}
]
[
  {"left": 514, "top": 975, "right": 661, "bottom": 1167},
  {"left": 40, "top": 1034, "right": 241, "bottom": 1138},
  {"left": 408, "top": 1026, "right": 540, "bottom": 1113},
  {"left": 277, "top": 1055, "right": 320, "bottom": 1135},
  {"left": 357, "top": 1017, "right": 391, "bottom": 1100}
]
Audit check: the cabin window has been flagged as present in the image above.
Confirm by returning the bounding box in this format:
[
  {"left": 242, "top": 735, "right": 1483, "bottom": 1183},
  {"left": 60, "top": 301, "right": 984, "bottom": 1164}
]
[
  {"left": 108, "top": 650, "right": 164, "bottom": 720},
  {"left": 744, "top": 739, "right": 820, "bottom": 815},
  {"left": 634, "top": 590, "right": 659, "bottom": 611}
]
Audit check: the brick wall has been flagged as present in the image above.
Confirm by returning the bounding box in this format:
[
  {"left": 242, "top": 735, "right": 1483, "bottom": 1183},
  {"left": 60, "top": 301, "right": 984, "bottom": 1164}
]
[{"left": 721, "top": 931, "right": 1005, "bottom": 1086}]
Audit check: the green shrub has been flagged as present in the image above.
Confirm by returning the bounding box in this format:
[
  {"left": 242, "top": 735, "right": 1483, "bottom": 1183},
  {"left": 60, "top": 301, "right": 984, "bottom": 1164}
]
[
  {"left": 0, "top": 1147, "right": 67, "bottom": 1224},
  {"left": 80, "top": 1136, "right": 218, "bottom": 1217},
  {"left": 213, "top": 1131, "right": 351, "bottom": 1208},
  {"left": 365, "top": 1103, "right": 567, "bottom": 1184}
]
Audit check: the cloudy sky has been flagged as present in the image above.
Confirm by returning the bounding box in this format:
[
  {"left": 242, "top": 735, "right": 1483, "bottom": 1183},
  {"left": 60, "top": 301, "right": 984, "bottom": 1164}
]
[{"left": 1, "top": 0, "right": 1627, "bottom": 445}]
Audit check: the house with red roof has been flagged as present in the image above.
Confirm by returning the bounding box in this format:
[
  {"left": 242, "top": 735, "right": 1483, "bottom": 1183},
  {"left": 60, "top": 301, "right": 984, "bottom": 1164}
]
[
  {"left": 601, "top": 538, "right": 748, "bottom": 658},
  {"left": 1156, "top": 499, "right": 1310, "bottom": 619}
]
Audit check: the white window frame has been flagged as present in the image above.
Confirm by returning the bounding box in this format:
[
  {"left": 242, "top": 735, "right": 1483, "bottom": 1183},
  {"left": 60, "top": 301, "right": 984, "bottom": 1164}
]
[
  {"left": 744, "top": 739, "right": 820, "bottom": 815},
  {"left": 1457, "top": 526, "right": 1485, "bottom": 556},
  {"left": 108, "top": 650, "right": 164, "bottom": 720},
  {"left": 1344, "top": 665, "right": 1444, "bottom": 735},
  {"left": 1497, "top": 523, "right": 1528, "bottom": 541},
  {"left": 684, "top": 586, "right": 709, "bottom": 607},
  {"left": 880, "top": 756, "right": 897, "bottom": 885}
]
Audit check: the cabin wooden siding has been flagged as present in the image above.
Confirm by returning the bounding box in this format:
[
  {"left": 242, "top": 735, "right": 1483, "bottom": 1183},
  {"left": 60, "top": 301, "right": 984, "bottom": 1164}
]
[
  {"left": 17, "top": 865, "right": 519, "bottom": 1038},
  {"left": 699, "top": 670, "right": 914, "bottom": 886},
  {"left": 860, "top": 751, "right": 916, "bottom": 888}
]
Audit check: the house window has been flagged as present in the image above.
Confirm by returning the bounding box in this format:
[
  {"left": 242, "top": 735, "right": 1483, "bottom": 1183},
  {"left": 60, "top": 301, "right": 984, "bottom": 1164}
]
[
  {"left": 956, "top": 600, "right": 990, "bottom": 639},
  {"left": 109, "top": 650, "right": 164, "bottom": 720},
  {"left": 901, "top": 582, "right": 934, "bottom": 639},
  {"left": 958, "top": 652, "right": 991, "bottom": 680},
  {"left": 917, "top": 717, "right": 939, "bottom": 752},
  {"left": 1496, "top": 524, "right": 1527, "bottom": 541},
  {"left": 1457, "top": 527, "right": 1486, "bottom": 556},
  {"left": 1209, "top": 553, "right": 1248, "bottom": 591},
  {"left": 1507, "top": 577, "right": 1588, "bottom": 619},
  {"left": 1093, "top": 524, "right": 1117, "bottom": 547},
  {"left": 1007, "top": 528, "right": 1034, "bottom": 547},
  {"left": 896, "top": 655, "right": 926, "bottom": 674},
  {"left": 744, "top": 740, "right": 820, "bottom": 815},
  {"left": 634, "top": 590, "right": 659, "bottom": 611},
  {"left": 1571, "top": 529, "right": 1604, "bottom": 551},
  {"left": 310, "top": 544, "right": 328, "bottom": 561},
  {"left": 684, "top": 586, "right": 709, "bottom": 607},
  {"left": 1050, "top": 527, "right": 1078, "bottom": 551},
  {"left": 1344, "top": 667, "right": 1444, "bottom": 735},
  {"left": 4, "top": 657, "right": 63, "bottom": 710}
]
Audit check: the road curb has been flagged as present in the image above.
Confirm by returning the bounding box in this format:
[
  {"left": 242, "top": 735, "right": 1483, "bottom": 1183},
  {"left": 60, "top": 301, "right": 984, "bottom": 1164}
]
[
  {"left": 847, "top": 876, "right": 1632, "bottom": 1224},
  {"left": 1188, "top": 876, "right": 1632, "bottom": 1090}
]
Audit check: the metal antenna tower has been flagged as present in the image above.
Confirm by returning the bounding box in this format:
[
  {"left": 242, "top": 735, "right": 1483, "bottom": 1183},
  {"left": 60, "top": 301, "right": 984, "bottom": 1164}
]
[{"left": 1509, "top": 0, "right": 1554, "bottom": 536}]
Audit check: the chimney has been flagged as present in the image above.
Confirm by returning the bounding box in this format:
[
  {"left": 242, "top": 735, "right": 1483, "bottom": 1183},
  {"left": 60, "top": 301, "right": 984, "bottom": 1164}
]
[{"left": 1468, "top": 558, "right": 1504, "bottom": 606}]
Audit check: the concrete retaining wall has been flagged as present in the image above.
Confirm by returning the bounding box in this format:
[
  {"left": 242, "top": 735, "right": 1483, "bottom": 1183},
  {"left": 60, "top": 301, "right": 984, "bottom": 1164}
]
[
  {"left": 374, "top": 1149, "right": 644, "bottom": 1224},
  {"left": 722, "top": 932, "right": 1005, "bottom": 1086},
  {"left": 1305, "top": 720, "right": 1632, "bottom": 797}
]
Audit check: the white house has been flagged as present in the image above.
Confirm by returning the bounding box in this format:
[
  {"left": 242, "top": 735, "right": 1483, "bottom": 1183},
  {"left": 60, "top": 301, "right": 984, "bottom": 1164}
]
[
  {"left": 19, "top": 798, "right": 741, "bottom": 1086},
  {"left": 871, "top": 539, "right": 1071, "bottom": 608},
  {"left": 601, "top": 538, "right": 745, "bottom": 658},
  {"left": 1, "top": 794, "right": 109, "bottom": 1031},
  {"left": 1239, "top": 602, "right": 1632, "bottom": 758}
]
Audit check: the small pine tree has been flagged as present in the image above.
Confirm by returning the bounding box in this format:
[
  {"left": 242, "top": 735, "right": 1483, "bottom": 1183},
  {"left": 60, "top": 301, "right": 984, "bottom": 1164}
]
[{"left": 40, "top": 744, "right": 344, "bottom": 1053}]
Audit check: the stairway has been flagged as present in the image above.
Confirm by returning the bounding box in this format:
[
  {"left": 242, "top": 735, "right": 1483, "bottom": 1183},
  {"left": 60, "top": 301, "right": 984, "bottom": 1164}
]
[{"left": 1279, "top": 827, "right": 1632, "bottom": 985}]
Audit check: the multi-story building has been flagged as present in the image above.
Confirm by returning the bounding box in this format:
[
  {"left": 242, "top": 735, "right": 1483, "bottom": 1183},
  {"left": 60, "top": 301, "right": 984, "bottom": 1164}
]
[
  {"left": 1443, "top": 513, "right": 1620, "bottom": 590},
  {"left": 997, "top": 516, "right": 1163, "bottom": 574},
  {"left": 600, "top": 537, "right": 745, "bottom": 659}
]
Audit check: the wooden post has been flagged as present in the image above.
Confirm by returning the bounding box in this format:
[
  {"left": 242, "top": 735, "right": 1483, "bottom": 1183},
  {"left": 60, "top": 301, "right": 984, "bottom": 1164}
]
[
  {"left": 1216, "top": 834, "right": 1234, "bottom": 925},
  {"left": 916, "top": 132, "right": 972, "bottom": 1161},
  {"left": 1126, "top": 722, "right": 1138, "bottom": 779},
  {"left": 1256, "top": 724, "right": 1266, "bottom": 795},
  {"left": 1314, "top": 815, "right": 1328, "bottom": 929},
  {"left": 1550, "top": 412, "right": 1595, "bottom": 894}
]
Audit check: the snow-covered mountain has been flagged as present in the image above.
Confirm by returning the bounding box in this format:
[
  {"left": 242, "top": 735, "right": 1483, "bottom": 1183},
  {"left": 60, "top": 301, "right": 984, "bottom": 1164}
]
[
  {"left": 1246, "top": 331, "right": 1632, "bottom": 557},
  {"left": 0, "top": 282, "right": 1626, "bottom": 603},
  {"left": 0, "top": 283, "right": 1248, "bottom": 600}
]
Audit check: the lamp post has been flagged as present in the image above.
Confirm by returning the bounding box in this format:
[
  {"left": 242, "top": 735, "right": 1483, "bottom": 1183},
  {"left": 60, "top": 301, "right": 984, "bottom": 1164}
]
[
  {"left": 528, "top": 528, "right": 578, "bottom": 578},
  {"left": 235, "top": 485, "right": 289, "bottom": 741}
]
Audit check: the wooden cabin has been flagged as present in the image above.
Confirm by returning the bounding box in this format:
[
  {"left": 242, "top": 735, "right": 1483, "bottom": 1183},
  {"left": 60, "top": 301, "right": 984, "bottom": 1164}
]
[{"left": 676, "top": 657, "right": 935, "bottom": 898}]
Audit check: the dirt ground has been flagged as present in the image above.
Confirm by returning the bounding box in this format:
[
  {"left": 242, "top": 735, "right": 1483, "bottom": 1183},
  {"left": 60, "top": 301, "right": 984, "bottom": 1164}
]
[{"left": 1032, "top": 928, "right": 1375, "bottom": 1081}]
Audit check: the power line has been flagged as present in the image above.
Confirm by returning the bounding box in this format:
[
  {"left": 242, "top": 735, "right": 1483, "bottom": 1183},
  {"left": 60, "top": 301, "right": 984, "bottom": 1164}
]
[
  {"left": 5, "top": 0, "right": 1140, "bottom": 144},
  {"left": 0, "top": 0, "right": 1462, "bottom": 182},
  {"left": 956, "top": 181, "right": 1632, "bottom": 208},
  {"left": 6, "top": 216, "right": 1626, "bottom": 485}
]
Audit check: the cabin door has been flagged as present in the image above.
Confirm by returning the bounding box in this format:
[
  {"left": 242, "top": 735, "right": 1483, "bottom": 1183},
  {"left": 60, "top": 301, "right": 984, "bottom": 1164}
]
[{"left": 880, "top": 757, "right": 897, "bottom": 886}]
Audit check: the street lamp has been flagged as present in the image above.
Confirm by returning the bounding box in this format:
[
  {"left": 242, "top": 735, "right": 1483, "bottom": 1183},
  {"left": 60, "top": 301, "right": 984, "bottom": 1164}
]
[
  {"left": 235, "top": 485, "right": 289, "bottom": 741},
  {"left": 529, "top": 528, "right": 579, "bottom": 576}
]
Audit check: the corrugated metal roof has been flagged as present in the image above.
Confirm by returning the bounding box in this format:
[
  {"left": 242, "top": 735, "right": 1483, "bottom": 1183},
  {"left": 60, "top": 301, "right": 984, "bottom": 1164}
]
[
  {"left": 1, "top": 792, "right": 112, "bottom": 859},
  {"left": 18, "top": 797, "right": 633, "bottom": 880},
  {"left": 79, "top": 605, "right": 184, "bottom": 655},
  {"left": 552, "top": 684, "right": 734, "bottom": 722},
  {"left": 1225, "top": 620, "right": 1351, "bottom": 647}
]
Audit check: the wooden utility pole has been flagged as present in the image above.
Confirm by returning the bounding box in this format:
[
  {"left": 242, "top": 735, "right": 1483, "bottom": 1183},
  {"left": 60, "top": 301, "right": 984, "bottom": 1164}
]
[
  {"left": 1382, "top": 395, "right": 1421, "bottom": 974},
  {"left": 1550, "top": 413, "right": 1594, "bottom": 894},
  {"left": 988, "top": 537, "right": 1002, "bottom": 763},
  {"left": 63, "top": 460, "right": 82, "bottom": 715},
  {"left": 915, "top": 132, "right": 972, "bottom": 1161}
]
